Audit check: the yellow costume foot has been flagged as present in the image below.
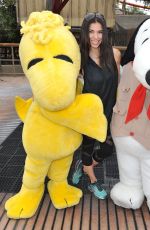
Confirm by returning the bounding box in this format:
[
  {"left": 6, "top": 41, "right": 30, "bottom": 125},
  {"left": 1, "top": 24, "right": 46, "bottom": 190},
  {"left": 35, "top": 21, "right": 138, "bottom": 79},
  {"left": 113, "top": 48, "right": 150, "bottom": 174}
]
[
  {"left": 47, "top": 180, "right": 82, "bottom": 209},
  {"left": 5, "top": 185, "right": 44, "bottom": 219}
]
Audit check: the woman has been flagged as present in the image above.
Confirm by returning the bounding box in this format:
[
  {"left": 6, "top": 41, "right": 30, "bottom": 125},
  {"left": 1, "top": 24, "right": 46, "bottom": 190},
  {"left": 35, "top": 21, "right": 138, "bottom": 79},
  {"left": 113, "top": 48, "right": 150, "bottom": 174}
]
[{"left": 72, "top": 12, "right": 121, "bottom": 199}]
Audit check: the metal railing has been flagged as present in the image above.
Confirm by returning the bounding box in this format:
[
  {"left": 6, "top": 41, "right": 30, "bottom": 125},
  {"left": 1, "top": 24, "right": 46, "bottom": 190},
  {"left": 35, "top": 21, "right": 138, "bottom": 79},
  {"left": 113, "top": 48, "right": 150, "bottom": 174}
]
[
  {"left": 0, "top": 43, "right": 23, "bottom": 75},
  {"left": 0, "top": 42, "right": 126, "bottom": 75}
]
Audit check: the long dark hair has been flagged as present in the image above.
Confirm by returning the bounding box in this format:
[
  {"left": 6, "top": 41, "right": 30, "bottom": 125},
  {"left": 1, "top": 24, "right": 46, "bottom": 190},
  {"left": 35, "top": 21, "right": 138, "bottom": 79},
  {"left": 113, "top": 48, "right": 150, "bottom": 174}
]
[{"left": 80, "top": 12, "right": 117, "bottom": 74}]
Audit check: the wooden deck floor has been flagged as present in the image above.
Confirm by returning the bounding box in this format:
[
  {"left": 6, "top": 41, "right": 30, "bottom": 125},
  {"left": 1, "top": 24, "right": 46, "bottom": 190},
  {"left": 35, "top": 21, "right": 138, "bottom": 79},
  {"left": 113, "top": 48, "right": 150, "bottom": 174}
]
[
  {"left": 0, "top": 75, "right": 150, "bottom": 229},
  {"left": 0, "top": 192, "right": 150, "bottom": 230}
]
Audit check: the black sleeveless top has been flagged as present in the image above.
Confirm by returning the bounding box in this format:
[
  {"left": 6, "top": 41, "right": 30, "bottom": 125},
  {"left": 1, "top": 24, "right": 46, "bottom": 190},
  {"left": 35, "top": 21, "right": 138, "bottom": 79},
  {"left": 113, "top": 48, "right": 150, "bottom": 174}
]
[{"left": 83, "top": 57, "right": 118, "bottom": 124}]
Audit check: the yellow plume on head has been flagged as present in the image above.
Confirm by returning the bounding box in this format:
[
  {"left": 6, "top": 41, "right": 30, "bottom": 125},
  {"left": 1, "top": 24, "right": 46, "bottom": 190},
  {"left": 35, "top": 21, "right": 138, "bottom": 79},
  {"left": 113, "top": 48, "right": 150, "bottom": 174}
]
[{"left": 20, "top": 11, "right": 69, "bottom": 44}]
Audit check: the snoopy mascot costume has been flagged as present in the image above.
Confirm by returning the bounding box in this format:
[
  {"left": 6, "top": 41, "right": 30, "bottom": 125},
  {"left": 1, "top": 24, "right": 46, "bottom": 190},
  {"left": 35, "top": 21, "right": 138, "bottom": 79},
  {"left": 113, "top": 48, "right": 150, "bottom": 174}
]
[{"left": 110, "top": 18, "right": 150, "bottom": 210}]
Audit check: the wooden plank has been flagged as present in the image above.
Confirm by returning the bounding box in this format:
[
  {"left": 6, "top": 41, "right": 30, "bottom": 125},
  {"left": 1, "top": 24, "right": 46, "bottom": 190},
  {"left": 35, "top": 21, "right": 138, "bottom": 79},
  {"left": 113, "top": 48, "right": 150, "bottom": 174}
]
[
  {"left": 0, "top": 194, "right": 13, "bottom": 229},
  {"left": 71, "top": 0, "right": 79, "bottom": 26},
  {"left": 99, "top": 199, "right": 108, "bottom": 230},
  {"left": 0, "top": 193, "right": 12, "bottom": 218},
  {"left": 98, "top": 0, "right": 105, "bottom": 15},
  {"left": 42, "top": 202, "right": 57, "bottom": 229},
  {"left": 24, "top": 200, "right": 44, "bottom": 230},
  {"left": 14, "top": 219, "right": 27, "bottom": 230},
  {"left": 104, "top": 0, "right": 108, "bottom": 23},
  {"left": 106, "top": 0, "right": 115, "bottom": 27},
  {"left": 78, "top": 0, "right": 82, "bottom": 26},
  {"left": 18, "top": 0, "right": 27, "bottom": 21},
  {"left": 0, "top": 43, "right": 19, "bottom": 47},
  {"left": 17, "top": 0, "right": 46, "bottom": 22},
  {"left": 81, "top": 194, "right": 91, "bottom": 229},
  {"left": 91, "top": 195, "right": 99, "bottom": 230},
  {"left": 23, "top": 214, "right": 38, "bottom": 229},
  {"left": 107, "top": 199, "right": 118, "bottom": 230},
  {"left": 78, "top": 0, "right": 87, "bottom": 26},
  {"left": 0, "top": 213, "right": 9, "bottom": 230},
  {"left": 56, "top": 0, "right": 70, "bottom": 13},
  {"left": 86, "top": 0, "right": 89, "bottom": 13},
  {"left": 17, "top": 0, "right": 115, "bottom": 27},
  {"left": 116, "top": 206, "right": 127, "bottom": 230},
  {"left": 35, "top": 0, "right": 45, "bottom": 11},
  {"left": 141, "top": 201, "right": 150, "bottom": 230},
  {"left": 88, "top": 0, "right": 96, "bottom": 13},
  {"left": 72, "top": 199, "right": 82, "bottom": 230},
  {"left": 0, "top": 193, "right": 6, "bottom": 203},
  {"left": 133, "top": 208, "right": 147, "bottom": 230},
  {"left": 52, "top": 209, "right": 65, "bottom": 229},
  {"left": 61, "top": 0, "right": 72, "bottom": 25},
  {"left": 26, "top": 0, "right": 35, "bottom": 16},
  {"left": 95, "top": 0, "right": 99, "bottom": 12},
  {"left": 0, "top": 195, "right": 150, "bottom": 229},
  {"left": 33, "top": 194, "right": 51, "bottom": 229},
  {"left": 62, "top": 207, "right": 74, "bottom": 230},
  {"left": 125, "top": 209, "right": 136, "bottom": 230},
  {"left": 3, "top": 219, "right": 17, "bottom": 230}
]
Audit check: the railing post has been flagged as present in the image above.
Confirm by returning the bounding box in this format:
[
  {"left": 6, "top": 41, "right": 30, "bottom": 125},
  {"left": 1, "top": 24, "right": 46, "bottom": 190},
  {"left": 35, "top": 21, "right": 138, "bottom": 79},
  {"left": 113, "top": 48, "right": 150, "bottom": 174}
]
[{"left": 11, "top": 46, "right": 15, "bottom": 73}]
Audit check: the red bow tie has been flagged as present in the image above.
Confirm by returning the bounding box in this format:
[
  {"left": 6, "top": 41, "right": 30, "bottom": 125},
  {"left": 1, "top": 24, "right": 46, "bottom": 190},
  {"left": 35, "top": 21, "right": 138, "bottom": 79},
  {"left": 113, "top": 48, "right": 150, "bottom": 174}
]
[{"left": 125, "top": 84, "right": 150, "bottom": 124}]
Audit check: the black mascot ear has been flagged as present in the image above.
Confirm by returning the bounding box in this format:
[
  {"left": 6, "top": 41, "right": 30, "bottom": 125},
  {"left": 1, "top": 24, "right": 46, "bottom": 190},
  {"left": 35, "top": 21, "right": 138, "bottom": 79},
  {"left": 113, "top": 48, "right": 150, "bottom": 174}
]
[{"left": 121, "top": 19, "right": 149, "bottom": 67}]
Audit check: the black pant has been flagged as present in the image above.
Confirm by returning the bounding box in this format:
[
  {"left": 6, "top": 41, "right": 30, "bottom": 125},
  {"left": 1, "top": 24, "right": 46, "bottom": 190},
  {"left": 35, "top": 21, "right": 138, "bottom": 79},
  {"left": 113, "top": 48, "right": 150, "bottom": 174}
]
[{"left": 81, "top": 129, "right": 114, "bottom": 166}]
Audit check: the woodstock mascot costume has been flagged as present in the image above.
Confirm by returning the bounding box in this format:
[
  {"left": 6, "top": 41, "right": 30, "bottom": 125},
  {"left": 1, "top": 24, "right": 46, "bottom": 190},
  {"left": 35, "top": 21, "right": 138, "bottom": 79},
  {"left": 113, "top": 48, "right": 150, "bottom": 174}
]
[
  {"left": 5, "top": 11, "right": 107, "bottom": 219},
  {"left": 111, "top": 19, "right": 150, "bottom": 210}
]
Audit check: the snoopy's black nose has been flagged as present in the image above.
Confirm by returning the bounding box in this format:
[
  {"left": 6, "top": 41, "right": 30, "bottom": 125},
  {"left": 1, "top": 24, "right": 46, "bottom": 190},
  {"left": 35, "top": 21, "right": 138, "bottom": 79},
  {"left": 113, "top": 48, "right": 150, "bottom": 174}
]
[{"left": 146, "top": 70, "right": 150, "bottom": 86}]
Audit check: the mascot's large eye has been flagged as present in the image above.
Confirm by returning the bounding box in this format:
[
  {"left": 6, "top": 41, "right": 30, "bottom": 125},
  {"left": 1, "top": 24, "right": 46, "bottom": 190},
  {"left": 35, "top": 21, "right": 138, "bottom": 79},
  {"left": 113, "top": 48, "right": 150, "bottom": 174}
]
[
  {"left": 142, "top": 38, "right": 149, "bottom": 45},
  {"left": 54, "top": 55, "right": 73, "bottom": 64},
  {"left": 28, "top": 58, "right": 43, "bottom": 69}
]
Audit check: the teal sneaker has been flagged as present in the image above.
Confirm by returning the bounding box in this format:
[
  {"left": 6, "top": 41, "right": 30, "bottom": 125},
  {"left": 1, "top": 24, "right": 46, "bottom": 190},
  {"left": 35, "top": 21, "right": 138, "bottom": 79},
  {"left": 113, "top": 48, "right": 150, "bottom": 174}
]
[
  {"left": 72, "top": 160, "right": 83, "bottom": 185},
  {"left": 88, "top": 182, "right": 107, "bottom": 199}
]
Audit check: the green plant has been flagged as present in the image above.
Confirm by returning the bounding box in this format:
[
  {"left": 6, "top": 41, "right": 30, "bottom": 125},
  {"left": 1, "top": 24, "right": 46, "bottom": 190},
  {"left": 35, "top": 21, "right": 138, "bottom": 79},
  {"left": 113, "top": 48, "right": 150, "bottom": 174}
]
[
  {"left": 0, "top": 0, "right": 20, "bottom": 42},
  {"left": 126, "top": 6, "right": 146, "bottom": 15}
]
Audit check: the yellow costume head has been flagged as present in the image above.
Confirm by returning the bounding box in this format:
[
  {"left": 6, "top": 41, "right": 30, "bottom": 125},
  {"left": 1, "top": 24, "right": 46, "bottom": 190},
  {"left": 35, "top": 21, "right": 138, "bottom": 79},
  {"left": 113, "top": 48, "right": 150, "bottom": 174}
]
[{"left": 19, "top": 11, "right": 80, "bottom": 111}]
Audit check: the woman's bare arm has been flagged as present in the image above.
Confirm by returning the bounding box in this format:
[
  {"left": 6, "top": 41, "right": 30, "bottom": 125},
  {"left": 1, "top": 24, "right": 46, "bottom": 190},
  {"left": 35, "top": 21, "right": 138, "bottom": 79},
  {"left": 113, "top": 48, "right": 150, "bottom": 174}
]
[{"left": 113, "top": 47, "right": 121, "bottom": 79}]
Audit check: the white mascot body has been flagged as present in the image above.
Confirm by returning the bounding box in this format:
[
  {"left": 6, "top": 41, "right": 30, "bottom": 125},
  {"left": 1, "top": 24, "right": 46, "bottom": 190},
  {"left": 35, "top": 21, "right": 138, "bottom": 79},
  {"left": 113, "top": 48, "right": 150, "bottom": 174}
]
[{"left": 110, "top": 19, "right": 150, "bottom": 210}]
